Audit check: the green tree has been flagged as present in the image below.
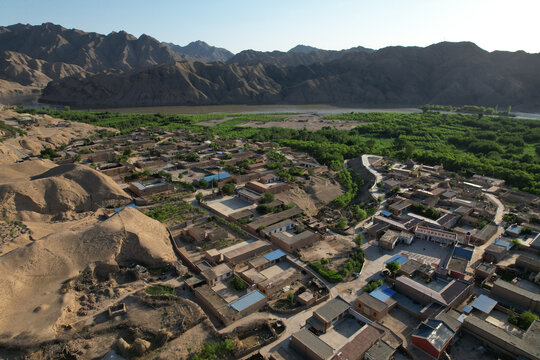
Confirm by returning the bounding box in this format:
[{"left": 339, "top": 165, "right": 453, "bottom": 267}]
[
  {"left": 260, "top": 192, "right": 275, "bottom": 204},
  {"left": 519, "top": 311, "right": 538, "bottom": 330},
  {"left": 386, "top": 261, "right": 401, "bottom": 273},
  {"left": 186, "top": 152, "right": 199, "bottom": 162},
  {"left": 221, "top": 182, "right": 236, "bottom": 195},
  {"left": 229, "top": 275, "right": 248, "bottom": 291},
  {"left": 334, "top": 217, "right": 348, "bottom": 230},
  {"left": 40, "top": 147, "right": 60, "bottom": 159},
  {"left": 511, "top": 239, "right": 523, "bottom": 248},
  {"left": 287, "top": 293, "right": 295, "bottom": 305},
  {"left": 195, "top": 192, "right": 204, "bottom": 203},
  {"left": 198, "top": 179, "right": 209, "bottom": 189}
]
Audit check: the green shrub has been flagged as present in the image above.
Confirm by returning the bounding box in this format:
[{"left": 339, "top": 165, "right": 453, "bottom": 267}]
[
  {"left": 145, "top": 284, "right": 175, "bottom": 296},
  {"left": 192, "top": 339, "right": 236, "bottom": 360},
  {"left": 363, "top": 280, "right": 383, "bottom": 292},
  {"left": 309, "top": 262, "right": 343, "bottom": 283},
  {"left": 229, "top": 276, "right": 248, "bottom": 291},
  {"left": 386, "top": 261, "right": 401, "bottom": 273}
]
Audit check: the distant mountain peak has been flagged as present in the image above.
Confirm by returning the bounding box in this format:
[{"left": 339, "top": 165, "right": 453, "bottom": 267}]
[
  {"left": 288, "top": 44, "right": 322, "bottom": 54},
  {"left": 165, "top": 40, "right": 234, "bottom": 63}
]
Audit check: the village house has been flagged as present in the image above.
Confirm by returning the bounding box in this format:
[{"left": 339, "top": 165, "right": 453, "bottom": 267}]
[
  {"left": 411, "top": 319, "right": 456, "bottom": 359},
  {"left": 201, "top": 263, "right": 233, "bottom": 286},
  {"left": 128, "top": 178, "right": 174, "bottom": 197}
]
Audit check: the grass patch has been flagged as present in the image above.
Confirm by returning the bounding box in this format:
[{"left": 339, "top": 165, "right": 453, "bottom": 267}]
[
  {"left": 144, "top": 198, "right": 204, "bottom": 223},
  {"left": 145, "top": 284, "right": 175, "bottom": 296}
]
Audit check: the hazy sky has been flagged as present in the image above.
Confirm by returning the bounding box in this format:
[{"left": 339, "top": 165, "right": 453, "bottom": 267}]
[{"left": 1, "top": 0, "right": 539, "bottom": 54}]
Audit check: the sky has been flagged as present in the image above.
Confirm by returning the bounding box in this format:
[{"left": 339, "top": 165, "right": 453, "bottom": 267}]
[{"left": 1, "top": 0, "right": 539, "bottom": 54}]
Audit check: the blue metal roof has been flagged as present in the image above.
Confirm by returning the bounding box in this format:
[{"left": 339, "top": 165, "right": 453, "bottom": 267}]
[
  {"left": 114, "top": 204, "right": 138, "bottom": 212},
  {"left": 370, "top": 285, "right": 396, "bottom": 302},
  {"left": 494, "top": 238, "right": 513, "bottom": 250},
  {"left": 471, "top": 294, "right": 497, "bottom": 314},
  {"left": 264, "top": 249, "right": 286, "bottom": 262},
  {"left": 198, "top": 172, "right": 232, "bottom": 183},
  {"left": 381, "top": 210, "right": 392, "bottom": 217},
  {"left": 229, "top": 290, "right": 266, "bottom": 312},
  {"left": 453, "top": 246, "right": 473, "bottom": 261},
  {"left": 384, "top": 254, "right": 409, "bottom": 265}
]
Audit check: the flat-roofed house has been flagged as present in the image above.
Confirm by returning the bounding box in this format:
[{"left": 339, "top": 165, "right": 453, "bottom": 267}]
[
  {"left": 411, "top": 319, "right": 455, "bottom": 359},
  {"left": 129, "top": 179, "right": 174, "bottom": 197},
  {"left": 270, "top": 230, "right": 320, "bottom": 252},
  {"left": 289, "top": 329, "right": 334, "bottom": 360},
  {"left": 201, "top": 263, "right": 233, "bottom": 286},
  {"left": 415, "top": 226, "right": 458, "bottom": 246},
  {"left": 308, "top": 296, "right": 350, "bottom": 334},
  {"left": 221, "top": 240, "right": 272, "bottom": 265},
  {"left": 491, "top": 279, "right": 540, "bottom": 312},
  {"left": 379, "top": 230, "right": 400, "bottom": 250},
  {"left": 394, "top": 276, "right": 473, "bottom": 308}
]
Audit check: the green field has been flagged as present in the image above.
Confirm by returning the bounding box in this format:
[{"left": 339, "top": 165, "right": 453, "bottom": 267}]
[{"left": 18, "top": 108, "right": 540, "bottom": 194}]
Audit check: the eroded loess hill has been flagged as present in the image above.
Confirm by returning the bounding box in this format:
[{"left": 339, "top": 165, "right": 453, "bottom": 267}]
[
  {"left": 0, "top": 163, "right": 131, "bottom": 221},
  {"left": 0, "top": 207, "right": 176, "bottom": 343}
]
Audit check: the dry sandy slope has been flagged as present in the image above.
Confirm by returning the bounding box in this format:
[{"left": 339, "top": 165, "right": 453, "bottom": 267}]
[
  {"left": 0, "top": 107, "right": 114, "bottom": 157},
  {"left": 0, "top": 207, "right": 176, "bottom": 343},
  {"left": 0, "top": 159, "right": 56, "bottom": 183},
  {"left": 0, "top": 163, "right": 131, "bottom": 221},
  {"left": 0, "top": 143, "right": 22, "bottom": 164}
]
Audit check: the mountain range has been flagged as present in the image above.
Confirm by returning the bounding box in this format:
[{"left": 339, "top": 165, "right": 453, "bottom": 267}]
[{"left": 1, "top": 23, "right": 539, "bottom": 110}]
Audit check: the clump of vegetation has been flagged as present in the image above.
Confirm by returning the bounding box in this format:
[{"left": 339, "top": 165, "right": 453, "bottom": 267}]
[
  {"left": 421, "top": 104, "right": 512, "bottom": 116},
  {"left": 351, "top": 204, "right": 368, "bottom": 221},
  {"left": 40, "top": 147, "right": 60, "bottom": 159},
  {"left": 508, "top": 309, "right": 538, "bottom": 330},
  {"left": 196, "top": 192, "right": 204, "bottom": 203},
  {"left": 145, "top": 198, "right": 203, "bottom": 223},
  {"left": 363, "top": 279, "right": 383, "bottom": 292},
  {"left": 221, "top": 182, "right": 236, "bottom": 195},
  {"left": 0, "top": 120, "right": 26, "bottom": 140},
  {"left": 410, "top": 203, "right": 440, "bottom": 220},
  {"left": 287, "top": 293, "right": 295, "bottom": 305},
  {"left": 192, "top": 339, "right": 236, "bottom": 360},
  {"left": 511, "top": 239, "right": 523, "bottom": 248},
  {"left": 258, "top": 192, "right": 275, "bottom": 204},
  {"left": 332, "top": 169, "right": 363, "bottom": 208},
  {"left": 386, "top": 261, "right": 402, "bottom": 274},
  {"left": 149, "top": 267, "right": 167, "bottom": 276},
  {"left": 309, "top": 261, "right": 343, "bottom": 283},
  {"left": 342, "top": 248, "right": 364, "bottom": 278},
  {"left": 145, "top": 284, "right": 175, "bottom": 296},
  {"left": 229, "top": 276, "right": 248, "bottom": 291},
  {"left": 503, "top": 214, "right": 517, "bottom": 223},
  {"left": 256, "top": 203, "right": 275, "bottom": 214},
  {"left": 334, "top": 217, "right": 348, "bottom": 231}
]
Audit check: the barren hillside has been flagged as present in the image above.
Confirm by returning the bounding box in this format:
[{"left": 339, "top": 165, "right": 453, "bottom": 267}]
[
  {"left": 0, "top": 207, "right": 176, "bottom": 343},
  {"left": 0, "top": 163, "right": 131, "bottom": 221}
]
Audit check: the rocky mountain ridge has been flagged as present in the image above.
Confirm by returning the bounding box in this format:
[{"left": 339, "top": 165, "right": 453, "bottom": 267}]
[
  {"left": 41, "top": 42, "right": 540, "bottom": 111},
  {"left": 2, "top": 23, "right": 540, "bottom": 110}
]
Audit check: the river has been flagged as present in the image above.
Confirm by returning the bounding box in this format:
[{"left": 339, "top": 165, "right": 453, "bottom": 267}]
[{"left": 2, "top": 95, "right": 540, "bottom": 119}]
